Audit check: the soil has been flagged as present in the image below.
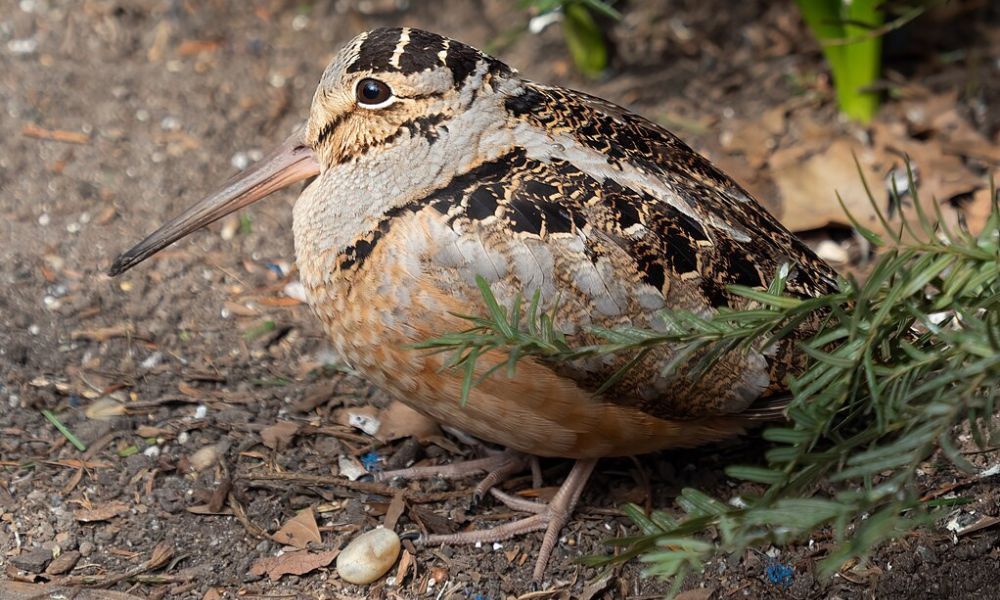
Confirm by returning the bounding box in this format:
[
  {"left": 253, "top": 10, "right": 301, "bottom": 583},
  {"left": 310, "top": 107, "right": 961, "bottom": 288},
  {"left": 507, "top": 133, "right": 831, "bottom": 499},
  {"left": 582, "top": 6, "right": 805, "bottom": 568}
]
[{"left": 1, "top": 1, "right": 998, "bottom": 599}]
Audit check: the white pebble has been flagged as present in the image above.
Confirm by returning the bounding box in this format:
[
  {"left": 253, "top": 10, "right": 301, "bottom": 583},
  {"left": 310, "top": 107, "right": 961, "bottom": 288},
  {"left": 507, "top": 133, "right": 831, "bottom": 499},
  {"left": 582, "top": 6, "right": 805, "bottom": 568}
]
[
  {"left": 231, "top": 152, "right": 251, "bottom": 171},
  {"left": 160, "top": 116, "right": 180, "bottom": 131},
  {"left": 177, "top": 431, "right": 189, "bottom": 445},
  {"left": 140, "top": 352, "right": 163, "bottom": 369},
  {"left": 336, "top": 528, "right": 400, "bottom": 585},
  {"left": 37, "top": 213, "right": 50, "bottom": 226},
  {"left": 193, "top": 405, "right": 208, "bottom": 419},
  {"left": 28, "top": 324, "right": 40, "bottom": 336},
  {"left": 143, "top": 445, "right": 160, "bottom": 458},
  {"left": 815, "top": 240, "right": 849, "bottom": 265},
  {"left": 291, "top": 14, "right": 309, "bottom": 31},
  {"left": 8, "top": 38, "right": 38, "bottom": 54}
]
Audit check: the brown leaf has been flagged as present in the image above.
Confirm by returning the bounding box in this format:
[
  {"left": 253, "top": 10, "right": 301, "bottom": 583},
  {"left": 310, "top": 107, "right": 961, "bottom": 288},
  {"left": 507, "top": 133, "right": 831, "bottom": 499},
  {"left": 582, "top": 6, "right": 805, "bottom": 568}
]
[
  {"left": 963, "top": 185, "right": 997, "bottom": 235},
  {"left": 146, "top": 542, "right": 173, "bottom": 569},
  {"left": 249, "top": 549, "right": 339, "bottom": 581},
  {"left": 376, "top": 401, "right": 440, "bottom": 442},
  {"left": 770, "top": 137, "right": 882, "bottom": 232},
  {"left": 393, "top": 549, "right": 413, "bottom": 585},
  {"left": 383, "top": 492, "right": 406, "bottom": 531},
  {"left": 261, "top": 421, "right": 300, "bottom": 450},
  {"left": 273, "top": 507, "right": 322, "bottom": 549},
  {"left": 74, "top": 500, "right": 129, "bottom": 522},
  {"left": 674, "top": 588, "right": 717, "bottom": 600}
]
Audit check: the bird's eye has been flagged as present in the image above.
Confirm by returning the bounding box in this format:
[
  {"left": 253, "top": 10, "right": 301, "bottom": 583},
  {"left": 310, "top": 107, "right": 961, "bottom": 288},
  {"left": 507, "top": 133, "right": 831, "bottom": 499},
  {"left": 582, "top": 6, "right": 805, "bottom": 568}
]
[{"left": 355, "top": 78, "right": 394, "bottom": 109}]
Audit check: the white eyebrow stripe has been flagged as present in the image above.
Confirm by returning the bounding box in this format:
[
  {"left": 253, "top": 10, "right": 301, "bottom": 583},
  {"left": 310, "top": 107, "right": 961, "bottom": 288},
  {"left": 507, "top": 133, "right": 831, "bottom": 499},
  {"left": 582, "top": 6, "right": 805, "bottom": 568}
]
[{"left": 390, "top": 27, "right": 411, "bottom": 69}]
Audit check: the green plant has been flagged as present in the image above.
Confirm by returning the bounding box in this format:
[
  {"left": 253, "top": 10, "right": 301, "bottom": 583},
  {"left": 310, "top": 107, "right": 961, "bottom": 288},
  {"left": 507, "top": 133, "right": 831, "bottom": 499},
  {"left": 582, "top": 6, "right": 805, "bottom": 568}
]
[
  {"left": 417, "top": 170, "right": 1000, "bottom": 595},
  {"left": 521, "top": 0, "right": 620, "bottom": 78},
  {"left": 795, "top": 0, "right": 885, "bottom": 123}
]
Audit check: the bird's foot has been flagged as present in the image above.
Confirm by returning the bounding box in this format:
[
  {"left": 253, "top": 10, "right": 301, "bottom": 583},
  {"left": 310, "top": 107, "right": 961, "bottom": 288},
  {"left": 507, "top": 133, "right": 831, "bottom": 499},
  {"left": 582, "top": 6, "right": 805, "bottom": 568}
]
[
  {"left": 420, "top": 459, "right": 597, "bottom": 581},
  {"left": 376, "top": 449, "right": 542, "bottom": 504}
]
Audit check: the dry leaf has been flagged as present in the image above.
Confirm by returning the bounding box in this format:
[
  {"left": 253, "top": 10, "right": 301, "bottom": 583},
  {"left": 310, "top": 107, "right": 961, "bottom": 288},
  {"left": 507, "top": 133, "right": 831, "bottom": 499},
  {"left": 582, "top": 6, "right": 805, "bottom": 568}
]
[
  {"left": 376, "top": 401, "right": 440, "bottom": 442},
  {"left": 74, "top": 500, "right": 129, "bottom": 522},
  {"left": 383, "top": 492, "right": 406, "bottom": 531},
  {"left": 337, "top": 455, "right": 367, "bottom": 481},
  {"left": 249, "top": 549, "right": 339, "bottom": 581},
  {"left": 84, "top": 397, "right": 126, "bottom": 420},
  {"left": 963, "top": 185, "right": 997, "bottom": 235},
  {"left": 188, "top": 441, "right": 228, "bottom": 472},
  {"left": 273, "top": 507, "right": 322, "bottom": 549},
  {"left": 393, "top": 549, "right": 413, "bottom": 585},
  {"left": 261, "top": 421, "right": 300, "bottom": 450},
  {"left": 770, "top": 137, "right": 882, "bottom": 232},
  {"left": 202, "top": 588, "right": 223, "bottom": 600},
  {"left": 674, "top": 588, "right": 717, "bottom": 600},
  {"left": 146, "top": 542, "right": 173, "bottom": 569}
]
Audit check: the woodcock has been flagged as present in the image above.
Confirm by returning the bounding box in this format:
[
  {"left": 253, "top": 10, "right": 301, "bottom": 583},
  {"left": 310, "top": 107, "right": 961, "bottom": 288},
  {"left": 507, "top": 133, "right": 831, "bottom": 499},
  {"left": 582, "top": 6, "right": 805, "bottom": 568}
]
[{"left": 110, "top": 27, "right": 839, "bottom": 580}]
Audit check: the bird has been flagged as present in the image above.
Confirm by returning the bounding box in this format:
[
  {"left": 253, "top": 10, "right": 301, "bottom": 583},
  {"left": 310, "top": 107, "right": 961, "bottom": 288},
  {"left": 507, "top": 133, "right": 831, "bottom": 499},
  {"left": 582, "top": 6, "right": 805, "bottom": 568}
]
[{"left": 109, "top": 27, "right": 839, "bottom": 581}]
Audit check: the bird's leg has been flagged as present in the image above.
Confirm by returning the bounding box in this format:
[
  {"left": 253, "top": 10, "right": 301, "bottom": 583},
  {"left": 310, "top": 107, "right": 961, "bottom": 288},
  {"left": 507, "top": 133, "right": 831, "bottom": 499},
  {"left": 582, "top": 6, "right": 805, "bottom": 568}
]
[
  {"left": 421, "top": 458, "right": 598, "bottom": 581},
  {"left": 376, "top": 449, "right": 538, "bottom": 502}
]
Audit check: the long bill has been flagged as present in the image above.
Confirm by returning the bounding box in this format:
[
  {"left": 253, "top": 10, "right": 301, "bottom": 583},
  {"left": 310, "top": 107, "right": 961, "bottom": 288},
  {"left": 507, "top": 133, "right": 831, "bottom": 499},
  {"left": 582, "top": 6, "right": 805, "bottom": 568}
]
[{"left": 108, "top": 127, "right": 320, "bottom": 276}]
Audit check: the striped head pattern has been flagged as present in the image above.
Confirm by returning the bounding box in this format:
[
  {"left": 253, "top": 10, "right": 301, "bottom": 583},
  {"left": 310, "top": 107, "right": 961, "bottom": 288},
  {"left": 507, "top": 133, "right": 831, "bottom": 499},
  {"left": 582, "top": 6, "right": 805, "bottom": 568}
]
[{"left": 304, "top": 27, "right": 517, "bottom": 168}]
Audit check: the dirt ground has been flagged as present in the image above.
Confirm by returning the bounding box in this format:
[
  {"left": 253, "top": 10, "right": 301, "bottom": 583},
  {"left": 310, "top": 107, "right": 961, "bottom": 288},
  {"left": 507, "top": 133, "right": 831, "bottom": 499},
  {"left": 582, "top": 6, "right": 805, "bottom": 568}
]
[{"left": 1, "top": 1, "right": 999, "bottom": 599}]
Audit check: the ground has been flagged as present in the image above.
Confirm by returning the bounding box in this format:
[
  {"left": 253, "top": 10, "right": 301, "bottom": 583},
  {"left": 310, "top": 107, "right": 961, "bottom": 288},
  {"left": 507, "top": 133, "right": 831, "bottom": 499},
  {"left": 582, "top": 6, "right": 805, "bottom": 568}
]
[{"left": 1, "top": 1, "right": 999, "bottom": 599}]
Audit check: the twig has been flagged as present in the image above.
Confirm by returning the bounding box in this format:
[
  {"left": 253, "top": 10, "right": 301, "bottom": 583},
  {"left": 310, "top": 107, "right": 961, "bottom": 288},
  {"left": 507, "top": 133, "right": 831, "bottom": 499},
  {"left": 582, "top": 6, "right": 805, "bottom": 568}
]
[{"left": 22, "top": 123, "right": 90, "bottom": 144}]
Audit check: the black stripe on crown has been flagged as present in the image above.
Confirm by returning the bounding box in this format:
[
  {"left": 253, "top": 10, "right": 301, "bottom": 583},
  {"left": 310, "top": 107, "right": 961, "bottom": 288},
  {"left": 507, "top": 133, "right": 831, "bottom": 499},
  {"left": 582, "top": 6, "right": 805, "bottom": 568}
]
[{"left": 347, "top": 28, "right": 512, "bottom": 87}]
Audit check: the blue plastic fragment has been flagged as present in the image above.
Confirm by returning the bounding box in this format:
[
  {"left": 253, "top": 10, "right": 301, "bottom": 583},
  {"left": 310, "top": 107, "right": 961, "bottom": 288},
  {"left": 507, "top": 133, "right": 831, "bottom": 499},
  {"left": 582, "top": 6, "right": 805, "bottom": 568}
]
[
  {"left": 766, "top": 561, "right": 794, "bottom": 588},
  {"left": 264, "top": 262, "right": 285, "bottom": 277},
  {"left": 360, "top": 451, "right": 382, "bottom": 472}
]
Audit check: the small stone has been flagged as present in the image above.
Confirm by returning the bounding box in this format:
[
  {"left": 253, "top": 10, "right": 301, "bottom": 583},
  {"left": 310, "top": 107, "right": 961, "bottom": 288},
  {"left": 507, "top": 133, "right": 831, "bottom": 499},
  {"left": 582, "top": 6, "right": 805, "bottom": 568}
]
[
  {"left": 45, "top": 550, "right": 80, "bottom": 575},
  {"left": 336, "top": 527, "right": 400, "bottom": 585},
  {"left": 11, "top": 548, "right": 52, "bottom": 573},
  {"left": 78, "top": 541, "right": 95, "bottom": 557}
]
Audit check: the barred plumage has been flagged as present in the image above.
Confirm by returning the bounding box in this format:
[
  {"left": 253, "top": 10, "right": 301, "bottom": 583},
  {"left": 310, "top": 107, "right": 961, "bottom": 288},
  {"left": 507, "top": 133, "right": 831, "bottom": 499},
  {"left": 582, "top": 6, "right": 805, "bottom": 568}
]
[{"left": 109, "top": 27, "right": 838, "bottom": 582}]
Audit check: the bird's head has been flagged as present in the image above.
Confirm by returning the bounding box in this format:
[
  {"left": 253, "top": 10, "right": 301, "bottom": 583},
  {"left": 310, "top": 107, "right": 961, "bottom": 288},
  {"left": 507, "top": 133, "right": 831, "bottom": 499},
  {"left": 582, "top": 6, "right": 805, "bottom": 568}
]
[{"left": 108, "top": 27, "right": 517, "bottom": 276}]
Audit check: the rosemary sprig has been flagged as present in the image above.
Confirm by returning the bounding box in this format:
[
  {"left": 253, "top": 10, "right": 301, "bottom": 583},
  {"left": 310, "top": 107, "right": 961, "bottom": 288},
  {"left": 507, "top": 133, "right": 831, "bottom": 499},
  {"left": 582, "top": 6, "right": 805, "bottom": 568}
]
[{"left": 417, "top": 170, "right": 999, "bottom": 592}]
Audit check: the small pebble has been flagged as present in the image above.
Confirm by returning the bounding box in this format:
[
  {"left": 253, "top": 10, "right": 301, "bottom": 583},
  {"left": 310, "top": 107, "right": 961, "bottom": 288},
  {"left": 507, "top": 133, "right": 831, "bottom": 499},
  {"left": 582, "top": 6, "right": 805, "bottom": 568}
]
[
  {"left": 336, "top": 527, "right": 400, "bottom": 585},
  {"left": 815, "top": 239, "right": 849, "bottom": 265},
  {"left": 8, "top": 38, "right": 38, "bottom": 55}
]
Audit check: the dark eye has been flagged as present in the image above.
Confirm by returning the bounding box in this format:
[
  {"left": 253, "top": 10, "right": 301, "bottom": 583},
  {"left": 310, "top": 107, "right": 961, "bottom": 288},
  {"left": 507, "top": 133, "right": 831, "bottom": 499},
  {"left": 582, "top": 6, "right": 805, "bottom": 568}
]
[{"left": 356, "top": 78, "right": 393, "bottom": 107}]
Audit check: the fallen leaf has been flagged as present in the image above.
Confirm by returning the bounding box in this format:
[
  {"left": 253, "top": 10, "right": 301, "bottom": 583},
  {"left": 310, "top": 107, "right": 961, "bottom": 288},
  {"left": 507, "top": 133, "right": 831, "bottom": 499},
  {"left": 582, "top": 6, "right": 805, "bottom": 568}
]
[
  {"left": 249, "top": 549, "right": 339, "bottom": 581},
  {"left": 74, "top": 501, "right": 129, "bottom": 522},
  {"left": 393, "top": 549, "right": 413, "bottom": 585},
  {"left": 376, "top": 400, "right": 440, "bottom": 442},
  {"left": 674, "top": 588, "right": 717, "bottom": 600},
  {"left": 188, "top": 441, "right": 229, "bottom": 472},
  {"left": 770, "top": 137, "right": 882, "bottom": 232},
  {"left": 84, "top": 397, "right": 126, "bottom": 420},
  {"left": 273, "top": 507, "right": 322, "bottom": 549},
  {"left": 338, "top": 406, "right": 381, "bottom": 437},
  {"left": 383, "top": 492, "right": 406, "bottom": 531},
  {"left": 962, "top": 185, "right": 998, "bottom": 235},
  {"left": 261, "top": 421, "right": 300, "bottom": 450},
  {"left": 337, "top": 455, "right": 367, "bottom": 481}
]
